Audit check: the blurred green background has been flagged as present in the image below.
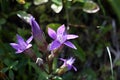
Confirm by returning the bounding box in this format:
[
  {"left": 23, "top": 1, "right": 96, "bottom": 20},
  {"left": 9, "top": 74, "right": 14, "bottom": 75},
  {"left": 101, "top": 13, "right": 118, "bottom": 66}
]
[{"left": 0, "top": 0, "right": 120, "bottom": 80}]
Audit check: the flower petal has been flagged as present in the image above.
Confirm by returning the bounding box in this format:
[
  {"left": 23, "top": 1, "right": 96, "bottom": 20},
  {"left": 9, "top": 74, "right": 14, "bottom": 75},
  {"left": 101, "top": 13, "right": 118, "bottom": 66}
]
[
  {"left": 16, "top": 34, "right": 27, "bottom": 48},
  {"left": 17, "top": 34, "right": 25, "bottom": 44},
  {"left": 72, "top": 65, "right": 77, "bottom": 71},
  {"left": 67, "top": 34, "right": 78, "bottom": 40},
  {"left": 48, "top": 28, "right": 57, "bottom": 39},
  {"left": 49, "top": 40, "right": 61, "bottom": 50},
  {"left": 16, "top": 49, "right": 24, "bottom": 54},
  {"left": 30, "top": 16, "right": 42, "bottom": 35},
  {"left": 26, "top": 36, "right": 33, "bottom": 44},
  {"left": 59, "top": 58, "right": 66, "bottom": 62},
  {"left": 10, "top": 43, "right": 19, "bottom": 50},
  {"left": 64, "top": 41, "right": 77, "bottom": 49},
  {"left": 57, "top": 24, "right": 65, "bottom": 35},
  {"left": 26, "top": 44, "right": 32, "bottom": 49},
  {"left": 67, "top": 64, "right": 72, "bottom": 70},
  {"left": 67, "top": 57, "right": 75, "bottom": 65}
]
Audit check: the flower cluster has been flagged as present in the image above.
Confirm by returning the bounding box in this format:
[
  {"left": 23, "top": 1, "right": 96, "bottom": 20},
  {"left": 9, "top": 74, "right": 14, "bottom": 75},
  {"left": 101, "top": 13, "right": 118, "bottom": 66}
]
[{"left": 10, "top": 14, "right": 78, "bottom": 79}]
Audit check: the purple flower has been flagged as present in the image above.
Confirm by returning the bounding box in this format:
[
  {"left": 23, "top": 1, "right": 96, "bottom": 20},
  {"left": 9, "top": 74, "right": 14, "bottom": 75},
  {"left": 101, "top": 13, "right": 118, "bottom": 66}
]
[
  {"left": 10, "top": 34, "right": 33, "bottom": 54},
  {"left": 29, "top": 16, "right": 48, "bottom": 52},
  {"left": 60, "top": 57, "right": 77, "bottom": 71},
  {"left": 30, "top": 16, "right": 43, "bottom": 38},
  {"left": 48, "top": 24, "right": 78, "bottom": 50}
]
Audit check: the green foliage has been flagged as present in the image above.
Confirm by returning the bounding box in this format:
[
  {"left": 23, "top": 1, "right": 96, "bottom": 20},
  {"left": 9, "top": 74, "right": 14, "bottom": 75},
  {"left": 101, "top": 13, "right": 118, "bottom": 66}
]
[
  {"left": 0, "top": 0, "right": 120, "bottom": 80},
  {"left": 107, "top": 0, "right": 120, "bottom": 24},
  {"left": 73, "top": 41, "right": 86, "bottom": 62}
]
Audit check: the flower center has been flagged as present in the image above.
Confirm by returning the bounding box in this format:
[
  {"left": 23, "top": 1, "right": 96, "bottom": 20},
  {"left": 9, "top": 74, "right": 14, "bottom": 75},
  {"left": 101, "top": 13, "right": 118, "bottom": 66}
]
[
  {"left": 20, "top": 42, "right": 27, "bottom": 50},
  {"left": 57, "top": 34, "right": 67, "bottom": 44},
  {"left": 57, "top": 35, "right": 63, "bottom": 43}
]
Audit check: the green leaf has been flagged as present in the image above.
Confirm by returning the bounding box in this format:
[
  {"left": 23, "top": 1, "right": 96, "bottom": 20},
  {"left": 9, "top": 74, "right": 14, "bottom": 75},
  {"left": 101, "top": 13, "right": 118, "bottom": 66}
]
[
  {"left": 40, "top": 14, "right": 49, "bottom": 23},
  {"left": 0, "top": 18, "right": 6, "bottom": 25},
  {"left": 46, "top": 23, "right": 61, "bottom": 32},
  {"left": 9, "top": 70, "right": 14, "bottom": 80},
  {"left": 99, "top": 25, "right": 112, "bottom": 35},
  {"left": 63, "top": 72, "right": 73, "bottom": 80},
  {"left": 23, "top": 2, "right": 31, "bottom": 10},
  {"left": 17, "top": 28, "right": 30, "bottom": 37},
  {"left": 29, "top": 62, "right": 47, "bottom": 79},
  {"left": 115, "top": 60, "right": 120, "bottom": 66},
  {"left": 51, "top": 0, "right": 63, "bottom": 13},
  {"left": 95, "top": 44, "right": 103, "bottom": 57},
  {"left": 53, "top": 76, "right": 62, "bottom": 80},
  {"left": 0, "top": 67, "right": 9, "bottom": 73},
  {"left": 82, "top": 68, "right": 97, "bottom": 80},
  {"left": 9, "top": 61, "right": 18, "bottom": 70},
  {"left": 0, "top": 0, "right": 10, "bottom": 13},
  {"left": 4, "top": 59, "right": 11, "bottom": 66},
  {"left": 73, "top": 41, "right": 86, "bottom": 62},
  {"left": 83, "top": 1, "right": 100, "bottom": 13},
  {"left": 52, "top": 0, "right": 62, "bottom": 5},
  {"left": 34, "top": 0, "right": 48, "bottom": 5},
  {"left": 51, "top": 3, "right": 63, "bottom": 13},
  {"left": 17, "top": 11, "right": 31, "bottom": 23},
  {"left": 74, "top": 0, "right": 86, "bottom": 3},
  {"left": 108, "top": 0, "right": 120, "bottom": 24}
]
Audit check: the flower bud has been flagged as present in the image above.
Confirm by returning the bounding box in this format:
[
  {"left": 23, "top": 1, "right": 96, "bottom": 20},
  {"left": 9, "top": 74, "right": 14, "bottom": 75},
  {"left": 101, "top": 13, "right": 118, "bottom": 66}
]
[{"left": 29, "top": 16, "right": 48, "bottom": 53}]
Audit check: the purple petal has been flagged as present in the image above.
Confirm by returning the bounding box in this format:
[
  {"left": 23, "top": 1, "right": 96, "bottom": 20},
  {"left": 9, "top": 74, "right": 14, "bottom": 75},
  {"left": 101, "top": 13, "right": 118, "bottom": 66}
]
[
  {"left": 30, "top": 16, "right": 42, "bottom": 35},
  {"left": 17, "top": 34, "right": 25, "bottom": 43},
  {"left": 57, "top": 34, "right": 67, "bottom": 43},
  {"left": 16, "top": 49, "right": 24, "bottom": 54},
  {"left": 67, "top": 57, "right": 75, "bottom": 65},
  {"left": 10, "top": 43, "right": 19, "bottom": 50},
  {"left": 57, "top": 24, "right": 65, "bottom": 35},
  {"left": 49, "top": 40, "right": 61, "bottom": 50},
  {"left": 16, "top": 34, "right": 27, "bottom": 47},
  {"left": 67, "top": 65, "right": 72, "bottom": 70},
  {"left": 26, "top": 44, "right": 32, "bottom": 49},
  {"left": 59, "top": 58, "right": 66, "bottom": 62},
  {"left": 67, "top": 34, "right": 78, "bottom": 40},
  {"left": 48, "top": 28, "right": 57, "bottom": 39},
  {"left": 72, "top": 65, "right": 77, "bottom": 71},
  {"left": 29, "top": 16, "right": 34, "bottom": 25},
  {"left": 26, "top": 36, "right": 33, "bottom": 44},
  {"left": 64, "top": 41, "right": 77, "bottom": 49}
]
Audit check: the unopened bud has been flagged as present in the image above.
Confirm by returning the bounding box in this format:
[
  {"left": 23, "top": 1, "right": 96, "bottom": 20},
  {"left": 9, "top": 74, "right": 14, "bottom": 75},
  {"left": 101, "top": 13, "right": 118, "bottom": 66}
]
[{"left": 36, "top": 57, "right": 43, "bottom": 66}]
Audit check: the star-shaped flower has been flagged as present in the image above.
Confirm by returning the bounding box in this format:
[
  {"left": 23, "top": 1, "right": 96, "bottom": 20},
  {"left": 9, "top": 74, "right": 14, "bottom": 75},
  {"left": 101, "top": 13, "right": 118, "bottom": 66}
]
[
  {"left": 10, "top": 34, "right": 33, "bottom": 53},
  {"left": 60, "top": 57, "right": 77, "bottom": 71},
  {"left": 48, "top": 24, "right": 78, "bottom": 50}
]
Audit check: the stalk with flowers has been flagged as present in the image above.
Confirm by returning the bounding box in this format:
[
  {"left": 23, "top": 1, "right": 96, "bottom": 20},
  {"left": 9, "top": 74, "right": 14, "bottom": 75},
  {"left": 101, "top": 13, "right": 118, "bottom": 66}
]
[{"left": 10, "top": 13, "right": 78, "bottom": 80}]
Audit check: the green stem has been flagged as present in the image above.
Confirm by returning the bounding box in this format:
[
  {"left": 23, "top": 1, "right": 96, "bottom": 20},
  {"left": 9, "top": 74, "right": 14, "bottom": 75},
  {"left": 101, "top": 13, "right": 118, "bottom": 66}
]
[{"left": 106, "top": 46, "right": 114, "bottom": 80}]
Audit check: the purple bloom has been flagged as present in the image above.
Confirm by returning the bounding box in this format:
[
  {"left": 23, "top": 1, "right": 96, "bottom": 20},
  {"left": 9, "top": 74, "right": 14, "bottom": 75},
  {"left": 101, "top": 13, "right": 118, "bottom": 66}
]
[
  {"left": 48, "top": 24, "right": 78, "bottom": 50},
  {"left": 29, "top": 16, "right": 48, "bottom": 52},
  {"left": 10, "top": 34, "right": 33, "bottom": 54},
  {"left": 30, "top": 16, "right": 43, "bottom": 37},
  {"left": 60, "top": 57, "right": 77, "bottom": 71}
]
